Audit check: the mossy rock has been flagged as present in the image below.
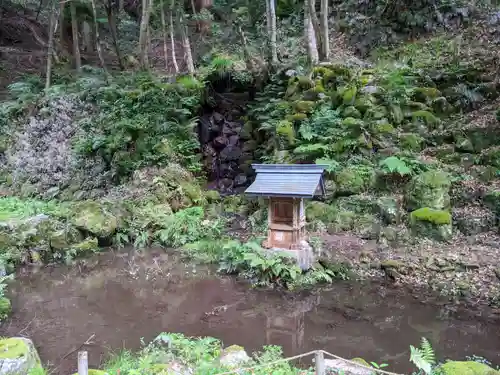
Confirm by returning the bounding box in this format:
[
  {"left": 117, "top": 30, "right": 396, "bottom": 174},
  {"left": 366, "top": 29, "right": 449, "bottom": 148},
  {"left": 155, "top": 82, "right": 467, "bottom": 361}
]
[
  {"left": 306, "top": 201, "right": 337, "bottom": 224},
  {"left": 412, "top": 110, "right": 440, "bottom": 128},
  {"left": 285, "top": 113, "right": 308, "bottom": 122},
  {"left": 405, "top": 170, "right": 451, "bottom": 211},
  {"left": 70, "top": 201, "right": 120, "bottom": 238},
  {"left": 72, "top": 237, "right": 99, "bottom": 253},
  {"left": 399, "top": 133, "right": 424, "bottom": 151},
  {"left": 375, "top": 196, "right": 401, "bottom": 224},
  {"left": 49, "top": 226, "right": 83, "bottom": 250},
  {"left": 0, "top": 337, "right": 41, "bottom": 375},
  {"left": 455, "top": 136, "right": 474, "bottom": 153},
  {"left": 342, "top": 106, "right": 362, "bottom": 119},
  {"left": 353, "top": 214, "right": 380, "bottom": 240},
  {"left": 0, "top": 297, "right": 11, "bottom": 320},
  {"left": 410, "top": 207, "right": 452, "bottom": 241},
  {"left": 205, "top": 190, "right": 221, "bottom": 203},
  {"left": 438, "top": 361, "right": 500, "bottom": 375},
  {"left": 72, "top": 370, "right": 109, "bottom": 375},
  {"left": 372, "top": 120, "right": 394, "bottom": 135},
  {"left": 414, "top": 87, "right": 442, "bottom": 101},
  {"left": 354, "top": 95, "right": 376, "bottom": 114},
  {"left": 334, "top": 166, "right": 376, "bottom": 196},
  {"left": 293, "top": 100, "right": 315, "bottom": 113}
]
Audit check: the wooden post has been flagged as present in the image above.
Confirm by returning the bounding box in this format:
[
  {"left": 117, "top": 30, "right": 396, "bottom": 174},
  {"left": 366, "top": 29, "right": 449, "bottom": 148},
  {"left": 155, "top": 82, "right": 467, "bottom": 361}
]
[
  {"left": 78, "top": 351, "right": 88, "bottom": 375},
  {"left": 315, "top": 350, "right": 325, "bottom": 375}
]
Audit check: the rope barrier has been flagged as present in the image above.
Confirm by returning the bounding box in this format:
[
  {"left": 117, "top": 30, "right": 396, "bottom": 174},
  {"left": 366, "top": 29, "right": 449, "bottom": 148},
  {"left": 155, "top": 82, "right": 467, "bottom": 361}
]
[{"left": 214, "top": 349, "right": 404, "bottom": 375}]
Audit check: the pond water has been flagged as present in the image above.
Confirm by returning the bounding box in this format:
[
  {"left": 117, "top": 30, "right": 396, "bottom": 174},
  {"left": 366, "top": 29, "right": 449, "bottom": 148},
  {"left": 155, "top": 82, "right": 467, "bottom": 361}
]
[{"left": 1, "top": 249, "right": 499, "bottom": 374}]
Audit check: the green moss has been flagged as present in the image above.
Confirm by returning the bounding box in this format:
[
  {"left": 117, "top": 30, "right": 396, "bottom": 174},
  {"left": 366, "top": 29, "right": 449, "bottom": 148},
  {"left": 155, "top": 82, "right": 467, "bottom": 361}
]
[
  {"left": 411, "top": 207, "right": 451, "bottom": 225},
  {"left": 297, "top": 76, "right": 315, "bottom": 89},
  {"left": 223, "top": 344, "right": 245, "bottom": 353},
  {"left": 412, "top": 110, "right": 440, "bottom": 126},
  {"left": 354, "top": 95, "right": 376, "bottom": 114},
  {"left": 342, "top": 117, "right": 363, "bottom": 128},
  {"left": 380, "top": 260, "right": 405, "bottom": 270},
  {"left": 306, "top": 201, "right": 338, "bottom": 223},
  {"left": 342, "top": 106, "right": 362, "bottom": 119},
  {"left": 293, "top": 100, "right": 315, "bottom": 113},
  {"left": 334, "top": 166, "right": 376, "bottom": 196},
  {"left": 0, "top": 297, "right": 11, "bottom": 320},
  {"left": 70, "top": 201, "right": 120, "bottom": 238},
  {"left": 285, "top": 83, "right": 299, "bottom": 98},
  {"left": 276, "top": 120, "right": 295, "bottom": 144},
  {"left": 286, "top": 113, "right": 307, "bottom": 122},
  {"left": 351, "top": 358, "right": 371, "bottom": 367},
  {"left": 205, "top": 190, "right": 221, "bottom": 203},
  {"left": 414, "top": 87, "right": 442, "bottom": 100},
  {"left": 399, "top": 133, "right": 424, "bottom": 151},
  {"left": 342, "top": 86, "right": 358, "bottom": 105},
  {"left": 372, "top": 120, "right": 394, "bottom": 134},
  {"left": 438, "top": 361, "right": 500, "bottom": 375},
  {"left": 405, "top": 170, "right": 451, "bottom": 211},
  {"left": 72, "top": 237, "right": 99, "bottom": 253},
  {"left": 0, "top": 338, "right": 30, "bottom": 359}
]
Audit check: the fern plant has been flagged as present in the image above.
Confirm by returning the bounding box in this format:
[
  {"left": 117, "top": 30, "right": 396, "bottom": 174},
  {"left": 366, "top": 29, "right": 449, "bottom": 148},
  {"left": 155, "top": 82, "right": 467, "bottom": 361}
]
[
  {"left": 410, "top": 337, "right": 436, "bottom": 375},
  {"left": 379, "top": 156, "right": 412, "bottom": 176}
]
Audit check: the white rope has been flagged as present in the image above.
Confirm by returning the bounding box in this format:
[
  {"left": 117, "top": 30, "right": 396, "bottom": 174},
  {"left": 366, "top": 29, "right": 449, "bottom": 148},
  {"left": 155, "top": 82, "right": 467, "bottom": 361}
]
[{"left": 214, "top": 348, "right": 404, "bottom": 375}]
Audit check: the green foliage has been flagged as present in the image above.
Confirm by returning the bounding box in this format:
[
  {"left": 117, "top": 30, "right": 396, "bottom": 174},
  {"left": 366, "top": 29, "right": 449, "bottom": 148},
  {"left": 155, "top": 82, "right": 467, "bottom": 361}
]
[
  {"left": 0, "top": 197, "right": 67, "bottom": 221},
  {"left": 74, "top": 74, "right": 203, "bottom": 179},
  {"left": 379, "top": 156, "right": 412, "bottom": 176},
  {"left": 410, "top": 338, "right": 436, "bottom": 375},
  {"left": 155, "top": 207, "right": 224, "bottom": 248}
]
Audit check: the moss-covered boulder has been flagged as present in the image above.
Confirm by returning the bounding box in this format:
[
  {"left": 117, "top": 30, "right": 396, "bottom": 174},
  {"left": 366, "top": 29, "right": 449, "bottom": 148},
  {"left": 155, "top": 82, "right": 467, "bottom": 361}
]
[
  {"left": 437, "top": 361, "right": 500, "bottom": 375},
  {"left": 480, "top": 146, "right": 500, "bottom": 167},
  {"left": 306, "top": 201, "right": 337, "bottom": 224},
  {"left": 410, "top": 207, "right": 452, "bottom": 241},
  {"left": 334, "top": 166, "right": 376, "bottom": 196},
  {"left": 405, "top": 170, "right": 451, "bottom": 211},
  {"left": 0, "top": 297, "right": 11, "bottom": 320},
  {"left": 49, "top": 226, "right": 83, "bottom": 250},
  {"left": 375, "top": 196, "right": 401, "bottom": 224},
  {"left": 219, "top": 345, "right": 251, "bottom": 368},
  {"left": 353, "top": 214, "right": 380, "bottom": 240},
  {"left": 0, "top": 337, "right": 41, "bottom": 375},
  {"left": 70, "top": 201, "right": 121, "bottom": 238},
  {"left": 327, "top": 211, "right": 356, "bottom": 233},
  {"left": 334, "top": 195, "right": 376, "bottom": 215}
]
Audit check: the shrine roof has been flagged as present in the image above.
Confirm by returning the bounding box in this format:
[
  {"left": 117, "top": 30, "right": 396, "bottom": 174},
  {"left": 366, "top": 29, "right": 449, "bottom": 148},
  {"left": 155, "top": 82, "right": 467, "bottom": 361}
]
[{"left": 244, "top": 164, "right": 327, "bottom": 198}]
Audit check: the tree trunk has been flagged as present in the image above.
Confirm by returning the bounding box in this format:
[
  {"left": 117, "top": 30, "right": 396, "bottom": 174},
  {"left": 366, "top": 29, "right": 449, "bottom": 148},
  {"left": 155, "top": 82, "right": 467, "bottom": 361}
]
[
  {"left": 320, "top": 0, "right": 329, "bottom": 61},
  {"left": 308, "top": 0, "right": 322, "bottom": 60},
  {"left": 160, "top": 0, "right": 169, "bottom": 71},
  {"left": 304, "top": 0, "right": 318, "bottom": 65},
  {"left": 169, "top": 0, "right": 179, "bottom": 73},
  {"left": 59, "top": 1, "right": 67, "bottom": 54},
  {"left": 236, "top": 23, "right": 255, "bottom": 74},
  {"left": 82, "top": 21, "right": 93, "bottom": 52},
  {"left": 107, "top": 9, "right": 124, "bottom": 69},
  {"left": 90, "top": 0, "right": 107, "bottom": 70},
  {"left": 178, "top": 10, "right": 195, "bottom": 74},
  {"left": 269, "top": 0, "right": 278, "bottom": 66},
  {"left": 138, "top": 0, "right": 152, "bottom": 69},
  {"left": 265, "top": 0, "right": 271, "bottom": 62},
  {"left": 45, "top": 0, "right": 56, "bottom": 90},
  {"left": 70, "top": 0, "right": 81, "bottom": 71}
]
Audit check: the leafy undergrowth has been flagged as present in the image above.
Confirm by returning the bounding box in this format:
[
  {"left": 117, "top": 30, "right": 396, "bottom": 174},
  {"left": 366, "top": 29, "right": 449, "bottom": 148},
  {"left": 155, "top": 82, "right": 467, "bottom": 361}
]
[
  {"left": 0, "top": 197, "right": 68, "bottom": 221},
  {"left": 183, "top": 239, "right": 351, "bottom": 288},
  {"left": 104, "top": 333, "right": 310, "bottom": 375}
]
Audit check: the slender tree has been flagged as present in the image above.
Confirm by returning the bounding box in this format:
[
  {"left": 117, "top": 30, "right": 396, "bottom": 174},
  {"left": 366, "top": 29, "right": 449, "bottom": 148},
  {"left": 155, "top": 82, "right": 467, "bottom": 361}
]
[
  {"left": 45, "top": 0, "right": 57, "bottom": 90},
  {"left": 169, "top": 0, "right": 179, "bottom": 73},
  {"left": 320, "top": 0, "right": 329, "bottom": 60},
  {"left": 178, "top": 9, "right": 195, "bottom": 74},
  {"left": 70, "top": 0, "right": 82, "bottom": 70},
  {"left": 138, "top": 0, "right": 154, "bottom": 68},
  {"left": 304, "top": 0, "right": 318, "bottom": 65},
  {"left": 90, "top": 0, "right": 107, "bottom": 70},
  {"left": 104, "top": 0, "right": 124, "bottom": 69},
  {"left": 269, "top": 0, "right": 278, "bottom": 66},
  {"left": 160, "top": 0, "right": 169, "bottom": 71},
  {"left": 308, "top": 0, "right": 322, "bottom": 59}
]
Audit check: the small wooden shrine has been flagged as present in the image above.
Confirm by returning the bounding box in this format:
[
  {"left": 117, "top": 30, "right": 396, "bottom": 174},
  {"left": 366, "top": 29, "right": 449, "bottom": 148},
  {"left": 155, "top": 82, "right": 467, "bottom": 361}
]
[{"left": 244, "top": 164, "right": 327, "bottom": 269}]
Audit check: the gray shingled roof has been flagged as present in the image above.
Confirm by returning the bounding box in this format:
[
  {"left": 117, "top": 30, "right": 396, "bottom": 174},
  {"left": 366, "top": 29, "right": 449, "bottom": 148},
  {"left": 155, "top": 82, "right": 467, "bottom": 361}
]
[{"left": 244, "top": 164, "right": 327, "bottom": 198}]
